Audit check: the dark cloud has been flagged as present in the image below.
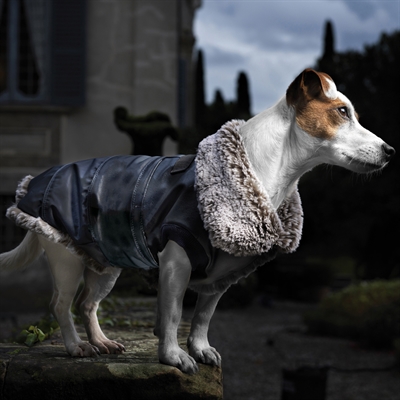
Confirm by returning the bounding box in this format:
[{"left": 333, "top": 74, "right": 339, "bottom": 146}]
[
  {"left": 195, "top": 0, "right": 400, "bottom": 112},
  {"left": 339, "top": 0, "right": 399, "bottom": 21},
  {"left": 205, "top": 46, "right": 247, "bottom": 67},
  {"left": 339, "top": 0, "right": 377, "bottom": 19},
  {"left": 250, "top": 30, "right": 322, "bottom": 52}
]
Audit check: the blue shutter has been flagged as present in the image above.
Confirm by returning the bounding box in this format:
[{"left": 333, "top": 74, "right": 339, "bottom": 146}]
[{"left": 50, "top": 0, "right": 86, "bottom": 106}]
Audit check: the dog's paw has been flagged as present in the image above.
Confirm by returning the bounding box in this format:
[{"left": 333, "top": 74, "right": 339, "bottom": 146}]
[
  {"left": 67, "top": 341, "right": 100, "bottom": 357},
  {"left": 159, "top": 346, "right": 199, "bottom": 375},
  {"left": 90, "top": 339, "right": 126, "bottom": 355},
  {"left": 188, "top": 341, "right": 222, "bottom": 367}
]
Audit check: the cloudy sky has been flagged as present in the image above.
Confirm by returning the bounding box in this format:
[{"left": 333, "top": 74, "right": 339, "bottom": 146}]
[{"left": 194, "top": 0, "right": 400, "bottom": 114}]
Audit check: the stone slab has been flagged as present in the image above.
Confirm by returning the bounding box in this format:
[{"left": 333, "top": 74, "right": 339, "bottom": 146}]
[{"left": 0, "top": 298, "right": 223, "bottom": 400}]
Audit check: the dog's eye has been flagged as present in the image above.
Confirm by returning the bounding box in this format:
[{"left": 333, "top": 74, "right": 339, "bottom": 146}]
[{"left": 338, "top": 107, "right": 349, "bottom": 118}]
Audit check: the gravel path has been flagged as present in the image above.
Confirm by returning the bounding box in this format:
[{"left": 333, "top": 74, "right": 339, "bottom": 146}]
[
  {"left": 203, "top": 300, "right": 399, "bottom": 400},
  {"left": 1, "top": 275, "right": 398, "bottom": 400}
]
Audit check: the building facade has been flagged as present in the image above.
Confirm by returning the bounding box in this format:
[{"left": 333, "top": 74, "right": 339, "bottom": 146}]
[{"left": 0, "top": 0, "right": 201, "bottom": 250}]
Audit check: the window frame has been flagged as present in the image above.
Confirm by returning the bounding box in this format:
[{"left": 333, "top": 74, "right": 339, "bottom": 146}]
[
  {"left": 0, "top": 0, "right": 51, "bottom": 104},
  {"left": 0, "top": 0, "right": 86, "bottom": 107}
]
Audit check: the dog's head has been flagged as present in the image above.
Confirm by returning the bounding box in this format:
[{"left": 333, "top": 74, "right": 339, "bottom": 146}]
[{"left": 286, "top": 68, "right": 395, "bottom": 173}]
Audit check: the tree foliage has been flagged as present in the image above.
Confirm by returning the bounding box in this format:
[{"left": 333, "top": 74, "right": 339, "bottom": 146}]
[
  {"left": 236, "top": 71, "right": 251, "bottom": 118},
  {"left": 194, "top": 49, "right": 206, "bottom": 128},
  {"left": 189, "top": 55, "right": 253, "bottom": 152},
  {"left": 194, "top": 68, "right": 252, "bottom": 134},
  {"left": 298, "top": 28, "right": 400, "bottom": 278},
  {"left": 322, "top": 20, "right": 335, "bottom": 61}
]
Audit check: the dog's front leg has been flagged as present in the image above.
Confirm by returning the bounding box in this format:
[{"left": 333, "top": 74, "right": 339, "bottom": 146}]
[
  {"left": 156, "top": 241, "right": 198, "bottom": 374},
  {"left": 187, "top": 291, "right": 223, "bottom": 367}
]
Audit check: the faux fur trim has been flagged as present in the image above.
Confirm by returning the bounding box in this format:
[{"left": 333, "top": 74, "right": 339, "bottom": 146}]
[
  {"left": 6, "top": 176, "right": 113, "bottom": 275},
  {"left": 195, "top": 120, "right": 303, "bottom": 257}
]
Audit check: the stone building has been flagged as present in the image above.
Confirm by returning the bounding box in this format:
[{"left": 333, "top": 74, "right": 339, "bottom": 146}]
[{"left": 0, "top": 0, "right": 201, "bottom": 251}]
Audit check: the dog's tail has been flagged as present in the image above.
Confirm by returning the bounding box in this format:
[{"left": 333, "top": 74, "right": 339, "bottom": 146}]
[{"left": 0, "top": 231, "right": 43, "bottom": 271}]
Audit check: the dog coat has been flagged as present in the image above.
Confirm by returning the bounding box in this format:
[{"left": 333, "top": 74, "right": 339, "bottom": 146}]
[{"left": 7, "top": 120, "right": 304, "bottom": 291}]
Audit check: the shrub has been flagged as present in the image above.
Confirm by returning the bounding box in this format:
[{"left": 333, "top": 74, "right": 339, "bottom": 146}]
[
  {"left": 303, "top": 280, "right": 400, "bottom": 348},
  {"left": 360, "top": 299, "right": 400, "bottom": 348}
]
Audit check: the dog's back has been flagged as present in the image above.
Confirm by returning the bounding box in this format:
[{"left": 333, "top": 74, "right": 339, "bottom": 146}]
[{"left": 5, "top": 154, "right": 212, "bottom": 274}]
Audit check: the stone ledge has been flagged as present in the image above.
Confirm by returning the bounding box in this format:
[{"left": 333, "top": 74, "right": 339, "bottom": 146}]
[
  {"left": 0, "top": 299, "right": 223, "bottom": 400},
  {"left": 1, "top": 341, "right": 222, "bottom": 400},
  {"left": 1, "top": 343, "right": 222, "bottom": 400}
]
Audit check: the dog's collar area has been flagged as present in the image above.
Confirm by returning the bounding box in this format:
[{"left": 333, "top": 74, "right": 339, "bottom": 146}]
[{"left": 195, "top": 120, "right": 304, "bottom": 257}]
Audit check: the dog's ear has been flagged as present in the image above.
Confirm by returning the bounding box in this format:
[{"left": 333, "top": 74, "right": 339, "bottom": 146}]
[{"left": 286, "top": 69, "right": 334, "bottom": 107}]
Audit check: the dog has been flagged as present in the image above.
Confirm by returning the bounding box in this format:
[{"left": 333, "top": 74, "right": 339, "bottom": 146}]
[{"left": 0, "top": 69, "right": 395, "bottom": 375}]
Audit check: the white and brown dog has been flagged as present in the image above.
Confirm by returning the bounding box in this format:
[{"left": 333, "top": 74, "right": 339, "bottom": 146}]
[{"left": 0, "top": 69, "right": 395, "bottom": 374}]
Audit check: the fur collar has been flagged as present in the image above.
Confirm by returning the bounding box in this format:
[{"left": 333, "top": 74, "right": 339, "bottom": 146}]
[{"left": 195, "top": 120, "right": 303, "bottom": 257}]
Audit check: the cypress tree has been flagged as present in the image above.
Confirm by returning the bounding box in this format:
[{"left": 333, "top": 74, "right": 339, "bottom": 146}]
[
  {"left": 323, "top": 20, "right": 335, "bottom": 60},
  {"left": 316, "top": 20, "right": 337, "bottom": 80},
  {"left": 194, "top": 49, "right": 206, "bottom": 127},
  {"left": 236, "top": 71, "right": 251, "bottom": 118},
  {"left": 214, "top": 89, "right": 225, "bottom": 107}
]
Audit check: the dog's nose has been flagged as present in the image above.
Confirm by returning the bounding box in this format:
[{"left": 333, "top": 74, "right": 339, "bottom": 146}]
[{"left": 382, "top": 143, "right": 396, "bottom": 160}]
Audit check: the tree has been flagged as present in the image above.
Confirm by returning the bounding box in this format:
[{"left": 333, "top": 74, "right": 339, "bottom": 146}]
[
  {"left": 323, "top": 20, "right": 335, "bottom": 60},
  {"left": 306, "top": 29, "right": 400, "bottom": 279},
  {"left": 194, "top": 49, "right": 206, "bottom": 128},
  {"left": 213, "top": 89, "right": 225, "bottom": 108},
  {"left": 192, "top": 49, "right": 253, "bottom": 139},
  {"left": 236, "top": 71, "right": 251, "bottom": 118},
  {"left": 317, "top": 20, "right": 337, "bottom": 79}
]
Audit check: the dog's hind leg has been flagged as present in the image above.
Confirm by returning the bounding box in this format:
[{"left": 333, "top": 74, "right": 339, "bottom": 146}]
[
  {"left": 38, "top": 237, "right": 99, "bottom": 357},
  {"left": 75, "top": 266, "right": 125, "bottom": 354},
  {"left": 156, "top": 240, "right": 199, "bottom": 374},
  {"left": 187, "top": 292, "right": 223, "bottom": 367}
]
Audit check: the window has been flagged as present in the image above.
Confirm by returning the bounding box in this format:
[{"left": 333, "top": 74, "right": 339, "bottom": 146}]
[
  {"left": 0, "top": 0, "right": 86, "bottom": 106},
  {"left": 0, "top": 0, "right": 50, "bottom": 103}
]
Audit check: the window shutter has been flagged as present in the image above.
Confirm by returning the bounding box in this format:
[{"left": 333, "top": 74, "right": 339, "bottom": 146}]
[{"left": 50, "top": 0, "right": 86, "bottom": 106}]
